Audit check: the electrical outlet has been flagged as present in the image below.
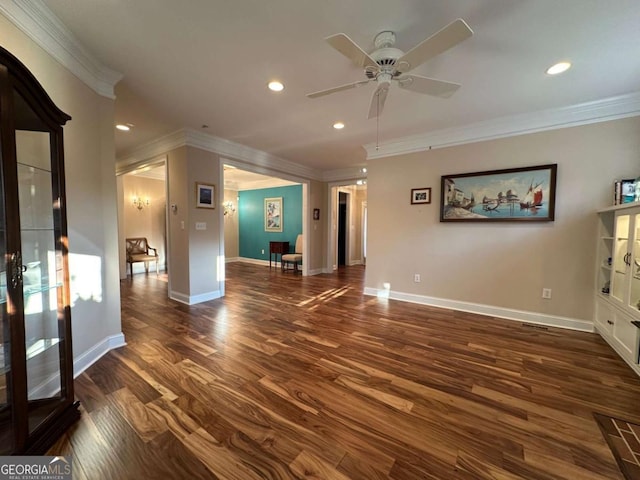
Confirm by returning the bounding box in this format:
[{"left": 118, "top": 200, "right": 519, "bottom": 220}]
[
  {"left": 414, "top": 274, "right": 421, "bottom": 283},
  {"left": 542, "top": 288, "right": 552, "bottom": 299},
  {"left": 261, "top": 249, "right": 265, "bottom": 254}
]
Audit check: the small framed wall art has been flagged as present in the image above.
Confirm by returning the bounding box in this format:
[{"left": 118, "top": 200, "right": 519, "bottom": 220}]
[
  {"left": 265, "top": 197, "right": 283, "bottom": 232},
  {"left": 196, "top": 182, "right": 215, "bottom": 209},
  {"left": 411, "top": 187, "right": 431, "bottom": 205}
]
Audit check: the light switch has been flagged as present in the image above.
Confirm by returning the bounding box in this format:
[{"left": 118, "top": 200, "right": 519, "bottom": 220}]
[{"left": 195, "top": 222, "right": 206, "bottom": 230}]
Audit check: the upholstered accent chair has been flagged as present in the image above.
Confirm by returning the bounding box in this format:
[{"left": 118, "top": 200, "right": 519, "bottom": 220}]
[
  {"left": 281, "top": 234, "right": 303, "bottom": 273},
  {"left": 126, "top": 237, "right": 159, "bottom": 276}
]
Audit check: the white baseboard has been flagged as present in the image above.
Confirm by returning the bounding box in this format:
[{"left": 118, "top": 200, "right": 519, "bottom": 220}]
[
  {"left": 308, "top": 268, "right": 324, "bottom": 276},
  {"left": 73, "top": 332, "right": 126, "bottom": 378},
  {"left": 29, "top": 372, "right": 60, "bottom": 399},
  {"left": 237, "top": 257, "right": 271, "bottom": 267},
  {"left": 225, "top": 257, "right": 240, "bottom": 263},
  {"left": 363, "top": 287, "right": 594, "bottom": 332},
  {"left": 170, "top": 289, "right": 222, "bottom": 305}
]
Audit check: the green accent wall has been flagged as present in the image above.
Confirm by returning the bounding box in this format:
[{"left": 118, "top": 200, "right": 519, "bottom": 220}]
[{"left": 238, "top": 185, "right": 302, "bottom": 260}]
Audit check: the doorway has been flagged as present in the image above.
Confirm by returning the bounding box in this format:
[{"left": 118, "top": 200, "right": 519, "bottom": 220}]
[
  {"left": 338, "top": 192, "right": 348, "bottom": 266},
  {"left": 329, "top": 184, "right": 367, "bottom": 271},
  {"left": 221, "top": 162, "right": 308, "bottom": 276},
  {"left": 117, "top": 161, "right": 168, "bottom": 280}
]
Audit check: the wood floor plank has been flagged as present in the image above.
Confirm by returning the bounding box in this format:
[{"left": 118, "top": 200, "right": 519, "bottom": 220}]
[
  {"left": 107, "top": 387, "right": 168, "bottom": 443},
  {"left": 48, "top": 263, "right": 640, "bottom": 479},
  {"left": 289, "top": 450, "right": 351, "bottom": 480},
  {"left": 334, "top": 374, "right": 414, "bottom": 412},
  {"left": 181, "top": 427, "right": 264, "bottom": 480}
]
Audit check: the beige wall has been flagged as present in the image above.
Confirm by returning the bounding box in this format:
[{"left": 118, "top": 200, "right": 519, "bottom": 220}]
[
  {"left": 224, "top": 188, "right": 239, "bottom": 259},
  {"left": 354, "top": 187, "right": 367, "bottom": 264},
  {"left": 366, "top": 117, "right": 640, "bottom": 324},
  {"left": 122, "top": 175, "right": 166, "bottom": 271},
  {"left": 167, "top": 146, "right": 190, "bottom": 294},
  {"left": 0, "top": 15, "right": 123, "bottom": 360},
  {"left": 309, "top": 179, "right": 327, "bottom": 273},
  {"left": 167, "top": 146, "right": 223, "bottom": 302}
]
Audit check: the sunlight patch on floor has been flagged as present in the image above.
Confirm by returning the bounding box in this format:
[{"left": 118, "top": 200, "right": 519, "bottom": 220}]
[{"left": 296, "top": 286, "right": 352, "bottom": 308}]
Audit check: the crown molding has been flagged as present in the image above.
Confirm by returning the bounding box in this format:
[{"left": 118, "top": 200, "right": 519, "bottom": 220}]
[
  {"left": 234, "top": 178, "right": 298, "bottom": 191},
  {"left": 117, "top": 129, "right": 326, "bottom": 181},
  {"left": 183, "top": 129, "right": 323, "bottom": 180},
  {"left": 116, "top": 130, "right": 186, "bottom": 173},
  {"left": 365, "top": 91, "right": 640, "bottom": 160},
  {"left": 321, "top": 166, "right": 368, "bottom": 183},
  {"left": 0, "top": 0, "right": 122, "bottom": 99}
]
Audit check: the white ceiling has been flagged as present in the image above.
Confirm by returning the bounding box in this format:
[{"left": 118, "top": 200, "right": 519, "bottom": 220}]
[{"left": 44, "top": 0, "right": 640, "bottom": 174}]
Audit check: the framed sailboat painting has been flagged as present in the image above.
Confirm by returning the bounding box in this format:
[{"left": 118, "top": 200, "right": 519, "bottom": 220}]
[{"left": 440, "top": 164, "right": 557, "bottom": 222}]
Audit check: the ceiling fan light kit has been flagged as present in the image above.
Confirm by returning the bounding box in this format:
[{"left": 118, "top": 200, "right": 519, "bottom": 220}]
[{"left": 307, "top": 18, "right": 473, "bottom": 119}]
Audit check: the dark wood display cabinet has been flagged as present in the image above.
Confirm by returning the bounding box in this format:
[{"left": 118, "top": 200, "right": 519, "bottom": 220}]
[{"left": 0, "top": 46, "right": 79, "bottom": 454}]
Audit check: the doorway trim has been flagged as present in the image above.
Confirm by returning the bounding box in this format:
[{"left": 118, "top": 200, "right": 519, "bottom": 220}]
[
  {"left": 115, "top": 155, "right": 168, "bottom": 282},
  {"left": 326, "top": 181, "right": 367, "bottom": 272},
  {"left": 221, "top": 157, "right": 310, "bottom": 277}
]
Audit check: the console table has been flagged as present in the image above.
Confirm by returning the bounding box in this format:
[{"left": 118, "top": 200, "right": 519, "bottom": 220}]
[{"left": 269, "top": 241, "right": 289, "bottom": 269}]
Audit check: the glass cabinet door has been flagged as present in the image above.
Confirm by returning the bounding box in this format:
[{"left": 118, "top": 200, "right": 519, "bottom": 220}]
[
  {"left": 16, "top": 132, "right": 63, "bottom": 433},
  {"left": 13, "top": 89, "right": 68, "bottom": 435},
  {"left": 612, "top": 214, "right": 630, "bottom": 304},
  {"left": 631, "top": 213, "right": 640, "bottom": 313},
  {"left": 0, "top": 133, "right": 10, "bottom": 455}
]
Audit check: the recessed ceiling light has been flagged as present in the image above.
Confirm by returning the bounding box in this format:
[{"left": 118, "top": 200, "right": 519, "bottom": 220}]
[
  {"left": 361, "top": 167, "right": 367, "bottom": 173},
  {"left": 546, "top": 61, "right": 571, "bottom": 75},
  {"left": 333, "top": 122, "right": 345, "bottom": 130},
  {"left": 115, "top": 124, "right": 130, "bottom": 131},
  {"left": 268, "top": 81, "right": 284, "bottom": 92}
]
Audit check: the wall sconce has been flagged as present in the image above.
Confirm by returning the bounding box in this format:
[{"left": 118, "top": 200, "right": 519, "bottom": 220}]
[
  {"left": 133, "top": 196, "right": 149, "bottom": 210},
  {"left": 223, "top": 200, "right": 236, "bottom": 216}
]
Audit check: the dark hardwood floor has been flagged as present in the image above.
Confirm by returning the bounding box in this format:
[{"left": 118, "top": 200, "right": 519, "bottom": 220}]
[{"left": 49, "top": 262, "right": 640, "bottom": 479}]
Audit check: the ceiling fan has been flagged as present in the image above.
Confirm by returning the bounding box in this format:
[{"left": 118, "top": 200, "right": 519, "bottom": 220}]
[{"left": 307, "top": 19, "right": 473, "bottom": 119}]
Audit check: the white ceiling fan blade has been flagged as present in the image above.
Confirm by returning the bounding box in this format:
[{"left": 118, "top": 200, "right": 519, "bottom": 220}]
[
  {"left": 397, "top": 74, "right": 461, "bottom": 98},
  {"left": 326, "top": 33, "right": 379, "bottom": 70},
  {"left": 367, "top": 84, "right": 389, "bottom": 119},
  {"left": 307, "top": 79, "right": 371, "bottom": 99},
  {"left": 395, "top": 19, "right": 473, "bottom": 73}
]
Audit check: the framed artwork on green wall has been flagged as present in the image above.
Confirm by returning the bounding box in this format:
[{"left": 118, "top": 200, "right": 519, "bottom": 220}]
[{"left": 265, "top": 197, "right": 283, "bottom": 232}]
